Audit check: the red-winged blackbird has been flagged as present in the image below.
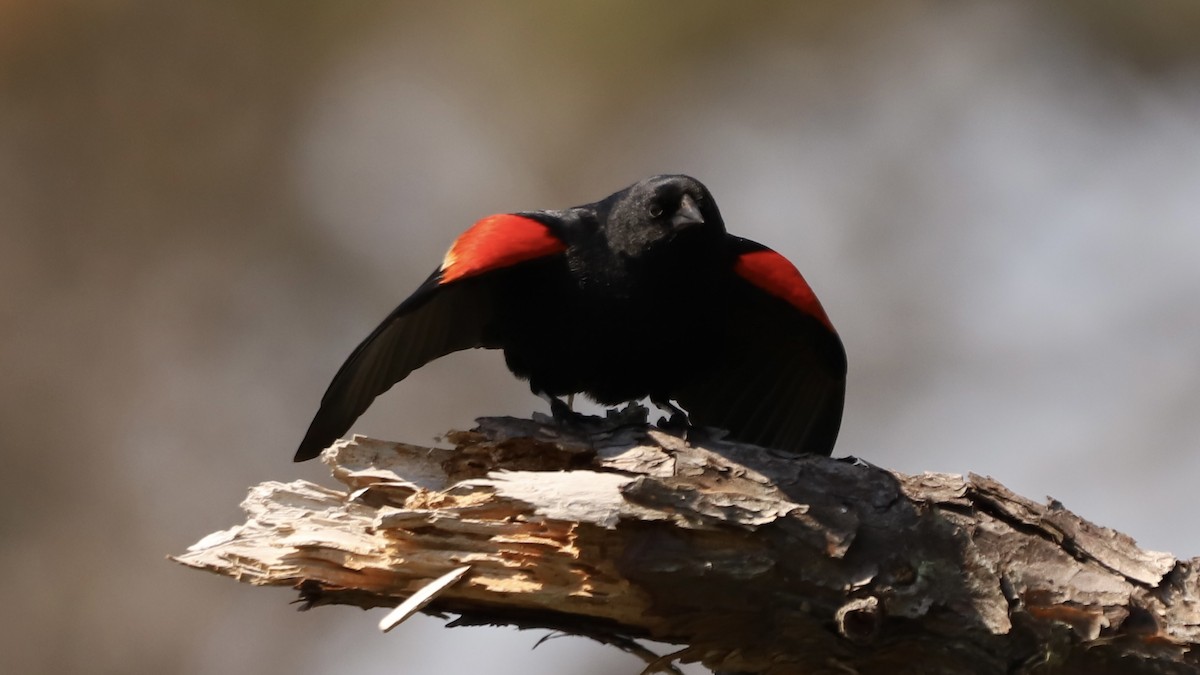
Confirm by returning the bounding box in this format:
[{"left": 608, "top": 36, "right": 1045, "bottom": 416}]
[{"left": 295, "top": 175, "right": 846, "bottom": 461}]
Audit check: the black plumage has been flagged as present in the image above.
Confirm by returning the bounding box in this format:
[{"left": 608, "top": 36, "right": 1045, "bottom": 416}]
[{"left": 295, "top": 175, "right": 845, "bottom": 461}]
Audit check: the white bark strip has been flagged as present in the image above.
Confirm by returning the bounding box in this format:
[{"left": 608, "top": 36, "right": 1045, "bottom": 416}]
[{"left": 379, "top": 566, "right": 471, "bottom": 632}]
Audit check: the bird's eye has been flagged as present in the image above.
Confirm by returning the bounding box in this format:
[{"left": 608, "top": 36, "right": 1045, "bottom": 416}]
[{"left": 648, "top": 203, "right": 664, "bottom": 218}]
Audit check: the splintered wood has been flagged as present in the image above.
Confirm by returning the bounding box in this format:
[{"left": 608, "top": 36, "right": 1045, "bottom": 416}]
[{"left": 174, "top": 417, "right": 1200, "bottom": 674}]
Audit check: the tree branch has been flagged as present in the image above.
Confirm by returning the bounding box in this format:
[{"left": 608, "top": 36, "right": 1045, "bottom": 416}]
[{"left": 174, "top": 414, "right": 1200, "bottom": 674}]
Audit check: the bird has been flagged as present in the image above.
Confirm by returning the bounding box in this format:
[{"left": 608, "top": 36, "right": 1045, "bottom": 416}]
[{"left": 294, "top": 174, "right": 846, "bottom": 462}]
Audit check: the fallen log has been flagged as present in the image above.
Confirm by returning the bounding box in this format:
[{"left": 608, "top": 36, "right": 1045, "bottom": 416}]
[{"left": 173, "top": 413, "right": 1200, "bottom": 674}]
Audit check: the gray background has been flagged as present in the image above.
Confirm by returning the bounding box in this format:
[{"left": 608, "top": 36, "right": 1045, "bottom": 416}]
[{"left": 3, "top": 2, "right": 1198, "bottom": 673}]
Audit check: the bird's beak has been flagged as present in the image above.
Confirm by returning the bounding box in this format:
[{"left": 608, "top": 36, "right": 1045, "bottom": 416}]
[{"left": 671, "top": 194, "right": 705, "bottom": 230}]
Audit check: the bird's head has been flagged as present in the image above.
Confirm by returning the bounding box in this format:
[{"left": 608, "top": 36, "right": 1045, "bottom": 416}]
[{"left": 601, "top": 174, "right": 725, "bottom": 258}]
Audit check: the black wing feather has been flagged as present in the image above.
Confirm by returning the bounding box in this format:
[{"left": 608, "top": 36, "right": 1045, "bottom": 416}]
[
  {"left": 673, "top": 270, "right": 846, "bottom": 456},
  {"left": 294, "top": 271, "right": 498, "bottom": 461}
]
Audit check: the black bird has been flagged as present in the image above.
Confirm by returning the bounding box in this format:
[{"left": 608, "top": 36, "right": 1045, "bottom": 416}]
[{"left": 295, "top": 175, "right": 846, "bottom": 461}]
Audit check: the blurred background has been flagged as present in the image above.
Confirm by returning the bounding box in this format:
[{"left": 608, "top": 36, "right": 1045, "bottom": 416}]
[{"left": 3, "top": 1, "right": 1199, "bottom": 673}]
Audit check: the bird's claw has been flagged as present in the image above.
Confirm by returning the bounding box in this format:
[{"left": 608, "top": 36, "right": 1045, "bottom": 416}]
[
  {"left": 650, "top": 398, "right": 690, "bottom": 431},
  {"left": 549, "top": 396, "right": 583, "bottom": 425},
  {"left": 656, "top": 411, "right": 690, "bottom": 431}
]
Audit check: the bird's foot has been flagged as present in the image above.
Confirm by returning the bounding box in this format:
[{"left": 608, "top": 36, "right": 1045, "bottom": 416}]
[
  {"left": 535, "top": 389, "right": 587, "bottom": 427},
  {"left": 607, "top": 401, "right": 650, "bottom": 426},
  {"left": 549, "top": 397, "right": 584, "bottom": 425},
  {"left": 651, "top": 398, "right": 691, "bottom": 434},
  {"left": 536, "top": 392, "right": 639, "bottom": 441},
  {"left": 656, "top": 412, "right": 690, "bottom": 431}
]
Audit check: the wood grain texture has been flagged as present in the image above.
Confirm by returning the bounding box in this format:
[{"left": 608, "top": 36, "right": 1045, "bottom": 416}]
[{"left": 174, "top": 415, "right": 1200, "bottom": 674}]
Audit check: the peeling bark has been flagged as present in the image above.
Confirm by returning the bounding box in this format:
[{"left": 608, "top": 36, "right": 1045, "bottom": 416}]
[{"left": 174, "top": 414, "right": 1200, "bottom": 674}]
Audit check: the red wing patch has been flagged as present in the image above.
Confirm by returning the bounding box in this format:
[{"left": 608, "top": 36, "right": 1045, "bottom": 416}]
[
  {"left": 440, "top": 214, "right": 567, "bottom": 284},
  {"left": 735, "top": 249, "right": 835, "bottom": 332}
]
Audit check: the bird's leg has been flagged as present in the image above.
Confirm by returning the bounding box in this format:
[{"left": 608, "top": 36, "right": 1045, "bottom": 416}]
[
  {"left": 651, "top": 397, "right": 690, "bottom": 431},
  {"left": 535, "top": 387, "right": 582, "bottom": 426}
]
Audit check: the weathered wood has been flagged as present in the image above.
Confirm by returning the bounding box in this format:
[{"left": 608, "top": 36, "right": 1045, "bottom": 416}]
[{"left": 174, "top": 414, "right": 1200, "bottom": 674}]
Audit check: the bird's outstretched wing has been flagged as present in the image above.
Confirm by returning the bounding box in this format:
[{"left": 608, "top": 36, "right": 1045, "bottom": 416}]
[
  {"left": 294, "top": 214, "right": 566, "bottom": 461},
  {"left": 673, "top": 236, "right": 846, "bottom": 456}
]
